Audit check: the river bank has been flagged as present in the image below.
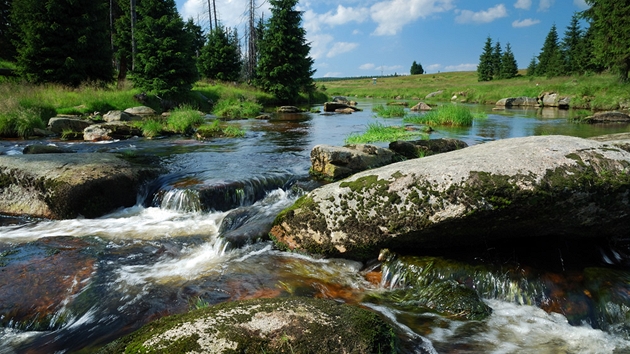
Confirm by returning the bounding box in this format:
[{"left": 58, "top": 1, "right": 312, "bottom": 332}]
[{"left": 319, "top": 71, "right": 630, "bottom": 111}]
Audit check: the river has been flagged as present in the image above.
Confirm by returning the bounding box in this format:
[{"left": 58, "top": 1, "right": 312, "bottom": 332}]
[{"left": 1, "top": 101, "right": 630, "bottom": 353}]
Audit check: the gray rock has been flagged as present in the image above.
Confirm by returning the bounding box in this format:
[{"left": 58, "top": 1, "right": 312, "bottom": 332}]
[
  {"left": 272, "top": 135, "right": 630, "bottom": 260},
  {"left": 124, "top": 106, "right": 156, "bottom": 116},
  {"left": 47, "top": 117, "right": 92, "bottom": 134},
  {"left": 277, "top": 106, "right": 302, "bottom": 113},
  {"left": 23, "top": 145, "right": 74, "bottom": 154},
  {"left": 539, "top": 92, "right": 570, "bottom": 108},
  {"left": 496, "top": 97, "right": 538, "bottom": 107},
  {"left": 310, "top": 144, "right": 398, "bottom": 181},
  {"left": 410, "top": 102, "right": 432, "bottom": 111},
  {"left": 84, "top": 122, "right": 143, "bottom": 141},
  {"left": 0, "top": 153, "right": 162, "bottom": 219},
  {"left": 425, "top": 90, "right": 444, "bottom": 99},
  {"left": 389, "top": 138, "right": 468, "bottom": 159},
  {"left": 84, "top": 125, "right": 112, "bottom": 141},
  {"left": 100, "top": 297, "right": 399, "bottom": 354},
  {"left": 323, "top": 102, "right": 361, "bottom": 112},
  {"left": 103, "top": 110, "right": 134, "bottom": 122},
  {"left": 584, "top": 111, "right": 630, "bottom": 124}
]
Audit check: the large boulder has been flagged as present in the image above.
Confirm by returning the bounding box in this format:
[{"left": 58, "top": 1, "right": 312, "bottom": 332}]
[
  {"left": 389, "top": 138, "right": 468, "bottom": 159},
  {"left": 47, "top": 117, "right": 92, "bottom": 134},
  {"left": 100, "top": 297, "right": 398, "bottom": 354},
  {"left": 323, "top": 102, "right": 362, "bottom": 112},
  {"left": 124, "top": 106, "right": 156, "bottom": 117},
  {"left": 539, "top": 92, "right": 570, "bottom": 109},
  {"left": 310, "top": 144, "right": 398, "bottom": 181},
  {"left": 84, "top": 122, "right": 143, "bottom": 141},
  {"left": 584, "top": 111, "right": 630, "bottom": 124},
  {"left": 495, "top": 97, "right": 538, "bottom": 107},
  {"left": 271, "top": 135, "right": 630, "bottom": 260},
  {"left": 0, "top": 153, "right": 162, "bottom": 219},
  {"left": 103, "top": 110, "right": 135, "bottom": 122}
]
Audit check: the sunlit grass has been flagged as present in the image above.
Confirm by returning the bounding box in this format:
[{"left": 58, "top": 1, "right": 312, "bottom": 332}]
[
  {"left": 167, "top": 104, "right": 205, "bottom": 134},
  {"left": 345, "top": 121, "right": 426, "bottom": 144},
  {"left": 404, "top": 105, "right": 476, "bottom": 127},
  {"left": 213, "top": 98, "right": 262, "bottom": 118},
  {"left": 372, "top": 104, "right": 407, "bottom": 118}
]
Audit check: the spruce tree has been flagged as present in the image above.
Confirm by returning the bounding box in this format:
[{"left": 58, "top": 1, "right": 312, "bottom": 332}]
[
  {"left": 477, "top": 36, "right": 494, "bottom": 82},
  {"left": 526, "top": 55, "right": 538, "bottom": 76},
  {"left": 11, "top": 0, "right": 113, "bottom": 85},
  {"left": 0, "top": 0, "right": 14, "bottom": 60},
  {"left": 500, "top": 43, "right": 519, "bottom": 79},
  {"left": 492, "top": 41, "right": 502, "bottom": 79},
  {"left": 132, "top": 0, "right": 198, "bottom": 97},
  {"left": 536, "top": 24, "right": 564, "bottom": 77},
  {"left": 410, "top": 61, "right": 424, "bottom": 75},
  {"left": 198, "top": 25, "right": 242, "bottom": 82},
  {"left": 255, "top": 0, "right": 314, "bottom": 103},
  {"left": 584, "top": 0, "right": 630, "bottom": 82},
  {"left": 562, "top": 14, "right": 583, "bottom": 75},
  {"left": 184, "top": 18, "right": 205, "bottom": 59}
]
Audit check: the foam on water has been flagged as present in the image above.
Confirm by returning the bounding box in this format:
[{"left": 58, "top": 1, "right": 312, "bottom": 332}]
[
  {"left": 427, "top": 299, "right": 630, "bottom": 354},
  {"left": 0, "top": 206, "right": 223, "bottom": 242}
]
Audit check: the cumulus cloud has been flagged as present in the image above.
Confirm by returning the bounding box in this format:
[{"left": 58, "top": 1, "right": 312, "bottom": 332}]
[
  {"left": 573, "top": 0, "right": 589, "bottom": 10},
  {"left": 512, "top": 18, "right": 541, "bottom": 27},
  {"left": 427, "top": 64, "right": 442, "bottom": 72},
  {"left": 538, "top": 0, "right": 554, "bottom": 11},
  {"left": 370, "top": 0, "right": 455, "bottom": 36},
  {"left": 324, "top": 72, "right": 343, "bottom": 77},
  {"left": 514, "top": 0, "right": 532, "bottom": 10},
  {"left": 444, "top": 63, "right": 477, "bottom": 72},
  {"left": 308, "top": 33, "right": 334, "bottom": 60},
  {"left": 327, "top": 42, "right": 360, "bottom": 58},
  {"left": 455, "top": 4, "right": 508, "bottom": 24},
  {"left": 360, "top": 63, "right": 376, "bottom": 70}
]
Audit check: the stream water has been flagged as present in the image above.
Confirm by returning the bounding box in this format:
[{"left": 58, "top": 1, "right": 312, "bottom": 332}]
[{"left": 1, "top": 100, "right": 630, "bottom": 353}]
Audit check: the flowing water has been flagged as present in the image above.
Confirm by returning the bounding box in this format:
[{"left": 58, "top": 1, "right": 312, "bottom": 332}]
[{"left": 1, "top": 101, "right": 630, "bottom": 353}]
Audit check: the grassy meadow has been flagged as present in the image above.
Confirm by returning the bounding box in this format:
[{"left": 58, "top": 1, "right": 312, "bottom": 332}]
[{"left": 320, "top": 71, "right": 630, "bottom": 111}]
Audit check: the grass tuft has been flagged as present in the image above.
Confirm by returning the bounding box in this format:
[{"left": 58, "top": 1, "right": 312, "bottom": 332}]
[
  {"left": 167, "top": 104, "right": 205, "bottom": 134},
  {"left": 345, "top": 121, "right": 427, "bottom": 144},
  {"left": 213, "top": 98, "right": 262, "bottom": 119},
  {"left": 404, "top": 104, "right": 475, "bottom": 127},
  {"left": 195, "top": 119, "right": 246, "bottom": 139},
  {"left": 372, "top": 104, "right": 407, "bottom": 118}
]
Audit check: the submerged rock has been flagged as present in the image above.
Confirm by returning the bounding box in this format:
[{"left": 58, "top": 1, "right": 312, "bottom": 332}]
[
  {"left": 100, "top": 297, "right": 398, "bottom": 354},
  {"left": 23, "top": 144, "right": 75, "bottom": 154},
  {"left": 0, "top": 153, "right": 162, "bottom": 219},
  {"left": 310, "top": 144, "right": 398, "bottom": 181},
  {"left": 271, "top": 135, "right": 630, "bottom": 260},
  {"left": 323, "top": 102, "right": 362, "bottom": 112}
]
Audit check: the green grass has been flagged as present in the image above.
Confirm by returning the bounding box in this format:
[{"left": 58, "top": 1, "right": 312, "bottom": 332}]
[
  {"left": 167, "top": 105, "right": 205, "bottom": 134},
  {"left": 139, "top": 119, "right": 164, "bottom": 138},
  {"left": 345, "top": 121, "right": 427, "bottom": 144},
  {"left": 213, "top": 98, "right": 262, "bottom": 118},
  {"left": 196, "top": 119, "right": 246, "bottom": 139},
  {"left": 403, "top": 104, "right": 476, "bottom": 127},
  {"left": 321, "top": 71, "right": 630, "bottom": 110},
  {"left": 372, "top": 104, "right": 407, "bottom": 118}
]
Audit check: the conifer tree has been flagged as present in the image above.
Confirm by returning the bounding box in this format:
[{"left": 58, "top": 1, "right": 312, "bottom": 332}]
[
  {"left": 526, "top": 55, "right": 538, "bottom": 76},
  {"left": 583, "top": 0, "right": 630, "bottom": 82},
  {"left": 255, "top": 0, "right": 314, "bottom": 103},
  {"left": 410, "top": 61, "right": 424, "bottom": 75},
  {"left": 198, "top": 25, "right": 242, "bottom": 82},
  {"left": 11, "top": 0, "right": 113, "bottom": 85},
  {"left": 492, "top": 41, "right": 502, "bottom": 79},
  {"left": 500, "top": 43, "right": 519, "bottom": 79},
  {"left": 184, "top": 18, "right": 205, "bottom": 59},
  {"left": 0, "top": 0, "right": 14, "bottom": 60},
  {"left": 562, "top": 14, "right": 584, "bottom": 75},
  {"left": 477, "top": 36, "right": 494, "bottom": 82},
  {"left": 536, "top": 24, "right": 565, "bottom": 77},
  {"left": 132, "top": 0, "right": 198, "bottom": 97}
]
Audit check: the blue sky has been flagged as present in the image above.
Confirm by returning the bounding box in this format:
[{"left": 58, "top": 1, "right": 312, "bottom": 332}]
[{"left": 175, "top": 0, "right": 590, "bottom": 78}]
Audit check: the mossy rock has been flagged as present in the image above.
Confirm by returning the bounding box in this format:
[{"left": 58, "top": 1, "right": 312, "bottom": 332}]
[{"left": 99, "top": 297, "right": 398, "bottom": 354}]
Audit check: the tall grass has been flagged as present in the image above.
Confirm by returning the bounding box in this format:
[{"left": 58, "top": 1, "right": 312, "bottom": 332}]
[
  {"left": 345, "top": 121, "right": 426, "bottom": 144},
  {"left": 213, "top": 98, "right": 262, "bottom": 118},
  {"left": 372, "top": 104, "right": 407, "bottom": 118},
  {"left": 404, "top": 105, "right": 476, "bottom": 127},
  {"left": 196, "top": 119, "right": 246, "bottom": 139},
  {"left": 167, "top": 105, "right": 205, "bottom": 134}
]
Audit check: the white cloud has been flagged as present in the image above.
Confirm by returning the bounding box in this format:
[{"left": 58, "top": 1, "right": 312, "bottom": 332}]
[
  {"left": 180, "top": 0, "right": 270, "bottom": 31},
  {"left": 370, "top": 0, "right": 455, "bottom": 36},
  {"left": 309, "top": 33, "right": 334, "bottom": 60},
  {"left": 455, "top": 4, "right": 508, "bottom": 24},
  {"left": 573, "top": 0, "right": 589, "bottom": 10},
  {"left": 324, "top": 72, "right": 343, "bottom": 77},
  {"left": 327, "top": 42, "right": 360, "bottom": 58},
  {"left": 512, "top": 18, "right": 541, "bottom": 27},
  {"left": 376, "top": 65, "right": 403, "bottom": 72},
  {"left": 538, "top": 0, "right": 554, "bottom": 11},
  {"left": 444, "top": 63, "right": 477, "bottom": 72},
  {"left": 514, "top": 0, "right": 532, "bottom": 10},
  {"left": 360, "top": 63, "right": 376, "bottom": 70},
  {"left": 427, "top": 64, "right": 442, "bottom": 72}
]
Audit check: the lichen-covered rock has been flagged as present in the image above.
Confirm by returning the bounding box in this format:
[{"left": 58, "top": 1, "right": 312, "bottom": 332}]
[
  {"left": 389, "top": 138, "right": 468, "bottom": 159},
  {"left": 100, "top": 297, "right": 398, "bottom": 354},
  {"left": 124, "top": 106, "right": 156, "bottom": 116},
  {"left": 310, "top": 144, "right": 398, "bottom": 181},
  {"left": 0, "top": 153, "right": 162, "bottom": 219},
  {"left": 271, "top": 135, "right": 630, "bottom": 260}
]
